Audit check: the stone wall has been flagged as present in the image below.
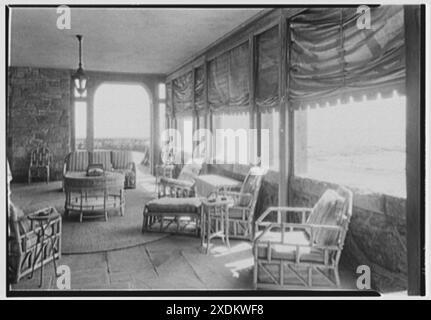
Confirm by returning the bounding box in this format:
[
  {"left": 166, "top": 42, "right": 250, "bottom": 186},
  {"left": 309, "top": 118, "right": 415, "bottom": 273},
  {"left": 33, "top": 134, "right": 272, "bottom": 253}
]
[
  {"left": 290, "top": 176, "right": 407, "bottom": 292},
  {"left": 7, "top": 67, "right": 71, "bottom": 181}
]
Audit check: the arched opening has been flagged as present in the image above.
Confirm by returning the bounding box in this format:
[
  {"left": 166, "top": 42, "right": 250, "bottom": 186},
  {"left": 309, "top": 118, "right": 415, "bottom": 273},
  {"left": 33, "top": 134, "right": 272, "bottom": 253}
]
[{"left": 93, "top": 82, "right": 152, "bottom": 180}]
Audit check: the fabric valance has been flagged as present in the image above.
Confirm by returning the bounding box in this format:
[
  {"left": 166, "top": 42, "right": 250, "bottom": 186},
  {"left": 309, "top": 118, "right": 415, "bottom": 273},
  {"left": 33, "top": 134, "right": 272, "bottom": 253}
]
[
  {"left": 173, "top": 71, "right": 193, "bottom": 115},
  {"left": 208, "top": 42, "right": 250, "bottom": 114},
  {"left": 256, "top": 26, "right": 280, "bottom": 112},
  {"left": 289, "top": 6, "right": 405, "bottom": 109},
  {"left": 194, "top": 65, "right": 206, "bottom": 115},
  {"left": 166, "top": 82, "right": 174, "bottom": 117}
]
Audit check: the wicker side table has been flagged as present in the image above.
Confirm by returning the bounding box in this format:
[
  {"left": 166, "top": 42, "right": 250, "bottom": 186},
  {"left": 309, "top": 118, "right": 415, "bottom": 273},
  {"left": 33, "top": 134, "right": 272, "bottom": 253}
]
[{"left": 201, "top": 197, "right": 234, "bottom": 254}]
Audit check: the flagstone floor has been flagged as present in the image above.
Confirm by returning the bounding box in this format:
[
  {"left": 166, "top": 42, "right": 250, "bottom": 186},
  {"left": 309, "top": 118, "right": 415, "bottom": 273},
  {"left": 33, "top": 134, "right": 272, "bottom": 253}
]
[
  {"left": 11, "top": 236, "right": 258, "bottom": 290},
  {"left": 11, "top": 235, "right": 359, "bottom": 291}
]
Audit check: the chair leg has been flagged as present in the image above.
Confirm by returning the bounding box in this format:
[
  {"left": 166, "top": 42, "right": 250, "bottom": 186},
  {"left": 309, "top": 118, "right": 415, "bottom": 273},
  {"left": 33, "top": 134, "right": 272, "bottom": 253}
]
[
  {"left": 253, "top": 248, "right": 258, "bottom": 289},
  {"left": 120, "top": 189, "right": 124, "bottom": 216},
  {"left": 334, "top": 268, "right": 341, "bottom": 288},
  {"left": 142, "top": 208, "right": 146, "bottom": 233},
  {"left": 308, "top": 267, "right": 313, "bottom": 287}
]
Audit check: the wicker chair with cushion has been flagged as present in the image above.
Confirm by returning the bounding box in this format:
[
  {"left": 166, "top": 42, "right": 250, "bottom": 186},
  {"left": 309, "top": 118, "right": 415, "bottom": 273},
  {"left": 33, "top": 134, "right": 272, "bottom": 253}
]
[
  {"left": 217, "top": 167, "right": 266, "bottom": 241},
  {"left": 253, "top": 187, "right": 353, "bottom": 289},
  {"left": 144, "top": 160, "right": 204, "bottom": 235},
  {"left": 28, "top": 145, "right": 52, "bottom": 184},
  {"left": 157, "top": 161, "right": 203, "bottom": 198},
  {"left": 8, "top": 203, "right": 62, "bottom": 283}
]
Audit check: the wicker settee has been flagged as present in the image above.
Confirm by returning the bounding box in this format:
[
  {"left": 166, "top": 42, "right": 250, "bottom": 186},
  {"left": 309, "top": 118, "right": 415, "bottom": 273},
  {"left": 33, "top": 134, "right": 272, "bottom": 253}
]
[{"left": 63, "top": 150, "right": 136, "bottom": 189}]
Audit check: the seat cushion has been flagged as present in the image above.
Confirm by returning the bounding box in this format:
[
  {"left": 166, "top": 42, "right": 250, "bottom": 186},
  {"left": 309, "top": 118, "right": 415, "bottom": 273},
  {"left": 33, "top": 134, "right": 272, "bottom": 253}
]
[
  {"left": 92, "top": 150, "right": 112, "bottom": 171},
  {"left": 67, "top": 151, "right": 89, "bottom": 172},
  {"left": 255, "top": 230, "right": 324, "bottom": 262},
  {"left": 306, "top": 189, "right": 347, "bottom": 246},
  {"left": 146, "top": 197, "right": 202, "bottom": 214},
  {"left": 111, "top": 150, "right": 133, "bottom": 169},
  {"left": 160, "top": 177, "right": 194, "bottom": 188}
]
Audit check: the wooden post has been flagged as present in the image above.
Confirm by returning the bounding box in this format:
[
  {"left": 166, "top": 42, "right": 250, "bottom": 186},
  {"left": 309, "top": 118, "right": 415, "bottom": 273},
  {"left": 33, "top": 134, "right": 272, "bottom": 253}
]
[
  {"left": 151, "top": 81, "right": 160, "bottom": 175},
  {"left": 204, "top": 59, "right": 215, "bottom": 166},
  {"left": 404, "top": 5, "right": 425, "bottom": 296},
  {"left": 203, "top": 60, "right": 209, "bottom": 131},
  {"left": 286, "top": 16, "right": 295, "bottom": 206},
  {"left": 191, "top": 68, "right": 197, "bottom": 152},
  {"left": 278, "top": 16, "right": 289, "bottom": 206},
  {"left": 248, "top": 34, "right": 257, "bottom": 164},
  {"left": 70, "top": 77, "right": 76, "bottom": 152}
]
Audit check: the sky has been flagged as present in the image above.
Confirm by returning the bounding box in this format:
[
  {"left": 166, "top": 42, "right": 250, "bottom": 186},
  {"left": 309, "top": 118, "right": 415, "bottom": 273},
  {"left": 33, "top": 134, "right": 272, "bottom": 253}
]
[{"left": 75, "top": 83, "right": 151, "bottom": 139}]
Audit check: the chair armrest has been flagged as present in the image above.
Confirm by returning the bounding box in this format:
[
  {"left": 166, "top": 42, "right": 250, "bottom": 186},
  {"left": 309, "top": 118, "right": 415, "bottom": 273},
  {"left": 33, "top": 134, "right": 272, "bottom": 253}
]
[
  {"left": 223, "top": 191, "right": 253, "bottom": 207},
  {"left": 256, "top": 206, "right": 313, "bottom": 224},
  {"left": 254, "top": 222, "right": 343, "bottom": 248},
  {"left": 254, "top": 223, "right": 312, "bottom": 248}
]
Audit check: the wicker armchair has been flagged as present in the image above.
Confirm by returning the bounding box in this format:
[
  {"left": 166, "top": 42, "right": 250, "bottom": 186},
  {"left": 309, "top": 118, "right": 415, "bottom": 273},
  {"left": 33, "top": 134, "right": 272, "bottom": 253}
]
[
  {"left": 28, "top": 145, "right": 52, "bottom": 184},
  {"left": 253, "top": 187, "right": 353, "bottom": 289},
  {"left": 157, "top": 161, "right": 203, "bottom": 198},
  {"left": 155, "top": 145, "right": 176, "bottom": 193},
  {"left": 216, "top": 167, "right": 266, "bottom": 241},
  {"left": 8, "top": 204, "right": 62, "bottom": 284}
]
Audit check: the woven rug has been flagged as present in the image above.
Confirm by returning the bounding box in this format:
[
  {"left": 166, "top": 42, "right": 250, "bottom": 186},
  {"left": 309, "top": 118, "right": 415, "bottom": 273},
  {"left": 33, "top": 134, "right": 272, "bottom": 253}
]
[{"left": 11, "top": 179, "right": 169, "bottom": 254}]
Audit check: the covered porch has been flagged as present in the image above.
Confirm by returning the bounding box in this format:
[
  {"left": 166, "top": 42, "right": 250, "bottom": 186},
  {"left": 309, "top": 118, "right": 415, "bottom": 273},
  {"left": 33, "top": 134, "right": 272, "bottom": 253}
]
[{"left": 6, "top": 6, "right": 424, "bottom": 296}]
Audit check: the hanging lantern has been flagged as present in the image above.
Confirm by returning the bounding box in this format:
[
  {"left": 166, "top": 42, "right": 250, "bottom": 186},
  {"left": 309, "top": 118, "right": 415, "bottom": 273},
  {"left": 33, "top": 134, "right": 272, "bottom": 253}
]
[{"left": 72, "top": 35, "right": 88, "bottom": 98}]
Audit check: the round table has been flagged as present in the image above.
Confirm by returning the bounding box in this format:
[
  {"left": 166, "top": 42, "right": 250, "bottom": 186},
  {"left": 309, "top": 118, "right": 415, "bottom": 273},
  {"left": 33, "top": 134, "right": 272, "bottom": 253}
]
[{"left": 64, "top": 171, "right": 125, "bottom": 222}]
